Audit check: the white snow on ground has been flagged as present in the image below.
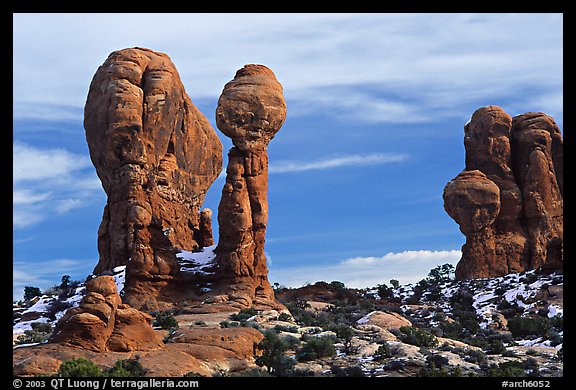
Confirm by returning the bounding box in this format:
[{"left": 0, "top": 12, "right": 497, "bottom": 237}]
[
  {"left": 13, "top": 287, "right": 86, "bottom": 335},
  {"left": 177, "top": 245, "right": 217, "bottom": 274},
  {"left": 113, "top": 265, "right": 126, "bottom": 295},
  {"left": 356, "top": 311, "right": 377, "bottom": 325},
  {"left": 547, "top": 304, "right": 562, "bottom": 318}
]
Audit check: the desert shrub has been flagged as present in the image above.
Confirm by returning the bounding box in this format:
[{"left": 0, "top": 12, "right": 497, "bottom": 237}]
[
  {"left": 376, "top": 283, "right": 394, "bottom": 299},
  {"left": 193, "top": 320, "right": 206, "bottom": 326},
  {"left": 219, "top": 320, "right": 240, "bottom": 328},
  {"left": 183, "top": 372, "right": 205, "bottom": 377},
  {"left": 57, "top": 358, "right": 103, "bottom": 377},
  {"left": 256, "top": 330, "right": 295, "bottom": 376},
  {"left": 46, "top": 300, "right": 72, "bottom": 321},
  {"left": 373, "top": 343, "right": 392, "bottom": 361},
  {"left": 330, "top": 365, "right": 366, "bottom": 377},
  {"left": 330, "top": 281, "right": 346, "bottom": 290},
  {"left": 502, "top": 350, "right": 518, "bottom": 357},
  {"left": 230, "top": 307, "right": 259, "bottom": 321},
  {"left": 507, "top": 316, "right": 552, "bottom": 338},
  {"left": 418, "top": 361, "right": 449, "bottom": 377},
  {"left": 398, "top": 326, "right": 438, "bottom": 348},
  {"left": 231, "top": 369, "right": 272, "bottom": 377},
  {"left": 487, "top": 339, "right": 506, "bottom": 355},
  {"left": 296, "top": 336, "right": 336, "bottom": 361},
  {"left": 464, "top": 349, "right": 487, "bottom": 364},
  {"left": 153, "top": 311, "right": 178, "bottom": 330},
  {"left": 428, "top": 263, "right": 455, "bottom": 283},
  {"left": 277, "top": 312, "right": 292, "bottom": 322},
  {"left": 274, "top": 324, "right": 298, "bottom": 333},
  {"left": 334, "top": 324, "right": 355, "bottom": 354},
  {"left": 106, "top": 358, "right": 145, "bottom": 377},
  {"left": 15, "top": 322, "right": 53, "bottom": 345},
  {"left": 31, "top": 322, "right": 52, "bottom": 333},
  {"left": 24, "top": 286, "right": 42, "bottom": 302},
  {"left": 426, "top": 354, "right": 449, "bottom": 369},
  {"left": 486, "top": 361, "right": 526, "bottom": 377}
]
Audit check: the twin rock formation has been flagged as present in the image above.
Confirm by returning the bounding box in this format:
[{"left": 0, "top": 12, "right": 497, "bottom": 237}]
[
  {"left": 444, "top": 106, "right": 563, "bottom": 280},
  {"left": 84, "top": 47, "right": 285, "bottom": 312}
]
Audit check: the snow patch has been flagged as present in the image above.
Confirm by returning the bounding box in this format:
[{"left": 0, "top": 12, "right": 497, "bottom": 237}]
[{"left": 176, "top": 244, "right": 217, "bottom": 274}]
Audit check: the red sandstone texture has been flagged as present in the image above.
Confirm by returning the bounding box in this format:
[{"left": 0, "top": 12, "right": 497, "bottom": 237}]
[
  {"left": 444, "top": 106, "right": 563, "bottom": 279},
  {"left": 84, "top": 47, "right": 222, "bottom": 311},
  {"left": 214, "top": 64, "right": 287, "bottom": 309}
]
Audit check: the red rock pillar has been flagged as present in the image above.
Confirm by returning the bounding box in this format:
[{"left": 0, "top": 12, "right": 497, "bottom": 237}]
[{"left": 214, "top": 65, "right": 286, "bottom": 309}]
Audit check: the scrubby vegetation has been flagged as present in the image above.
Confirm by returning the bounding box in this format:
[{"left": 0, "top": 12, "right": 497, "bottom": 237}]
[{"left": 153, "top": 311, "right": 179, "bottom": 330}]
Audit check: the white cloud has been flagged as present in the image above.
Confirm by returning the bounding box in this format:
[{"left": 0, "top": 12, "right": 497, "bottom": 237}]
[
  {"left": 269, "top": 153, "right": 408, "bottom": 174},
  {"left": 269, "top": 249, "right": 461, "bottom": 288},
  {"left": 12, "top": 13, "right": 563, "bottom": 126},
  {"left": 13, "top": 142, "right": 90, "bottom": 183},
  {"left": 13, "top": 258, "right": 95, "bottom": 300},
  {"left": 13, "top": 142, "right": 104, "bottom": 228}
]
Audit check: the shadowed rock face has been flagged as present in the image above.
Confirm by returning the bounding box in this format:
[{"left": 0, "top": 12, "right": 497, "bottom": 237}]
[
  {"left": 84, "top": 47, "right": 222, "bottom": 310},
  {"left": 214, "top": 64, "right": 286, "bottom": 309},
  {"left": 444, "top": 106, "right": 563, "bottom": 279}
]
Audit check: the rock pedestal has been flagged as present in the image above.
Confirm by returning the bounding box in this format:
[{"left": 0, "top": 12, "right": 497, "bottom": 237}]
[{"left": 214, "top": 64, "right": 287, "bottom": 309}]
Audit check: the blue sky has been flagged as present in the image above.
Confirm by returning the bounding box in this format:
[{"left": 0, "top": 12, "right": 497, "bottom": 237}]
[{"left": 12, "top": 13, "right": 563, "bottom": 299}]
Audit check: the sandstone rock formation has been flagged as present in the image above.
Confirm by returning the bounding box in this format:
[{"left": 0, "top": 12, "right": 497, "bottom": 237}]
[
  {"left": 84, "top": 47, "right": 222, "bottom": 310},
  {"left": 214, "top": 64, "right": 286, "bottom": 309},
  {"left": 49, "top": 276, "right": 163, "bottom": 352},
  {"left": 444, "top": 106, "right": 563, "bottom": 279}
]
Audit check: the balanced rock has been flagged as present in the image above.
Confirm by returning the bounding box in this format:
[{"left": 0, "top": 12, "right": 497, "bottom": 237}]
[
  {"left": 214, "top": 64, "right": 286, "bottom": 309},
  {"left": 84, "top": 48, "right": 223, "bottom": 310},
  {"left": 49, "top": 276, "right": 163, "bottom": 352},
  {"left": 444, "top": 106, "right": 563, "bottom": 279}
]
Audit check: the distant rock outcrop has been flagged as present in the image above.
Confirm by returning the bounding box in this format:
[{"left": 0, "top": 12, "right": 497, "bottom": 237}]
[
  {"left": 49, "top": 276, "right": 163, "bottom": 352},
  {"left": 84, "top": 47, "right": 223, "bottom": 311},
  {"left": 214, "top": 64, "right": 287, "bottom": 309},
  {"left": 444, "top": 106, "right": 563, "bottom": 279}
]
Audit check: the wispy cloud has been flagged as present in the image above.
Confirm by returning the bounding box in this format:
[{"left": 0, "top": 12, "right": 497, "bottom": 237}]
[
  {"left": 269, "top": 249, "right": 461, "bottom": 288},
  {"left": 13, "top": 142, "right": 104, "bottom": 228},
  {"left": 269, "top": 153, "right": 408, "bottom": 174},
  {"left": 13, "top": 258, "right": 96, "bottom": 299},
  {"left": 12, "top": 13, "right": 563, "bottom": 126}
]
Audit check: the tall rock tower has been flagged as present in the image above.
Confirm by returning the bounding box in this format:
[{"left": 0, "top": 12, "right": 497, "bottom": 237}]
[
  {"left": 214, "top": 64, "right": 287, "bottom": 309},
  {"left": 84, "top": 47, "right": 223, "bottom": 310}
]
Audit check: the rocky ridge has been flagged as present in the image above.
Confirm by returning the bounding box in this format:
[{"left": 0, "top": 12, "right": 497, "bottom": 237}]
[{"left": 13, "top": 270, "right": 563, "bottom": 377}]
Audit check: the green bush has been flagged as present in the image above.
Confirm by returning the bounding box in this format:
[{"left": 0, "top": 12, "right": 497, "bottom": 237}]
[
  {"left": 153, "top": 311, "right": 178, "bottom": 330},
  {"left": 230, "top": 308, "right": 259, "bottom": 321},
  {"left": 296, "top": 336, "right": 336, "bottom": 361},
  {"left": 334, "top": 324, "right": 355, "bottom": 354},
  {"left": 256, "top": 330, "right": 295, "bottom": 376},
  {"left": 219, "top": 320, "right": 240, "bottom": 328},
  {"left": 373, "top": 343, "right": 392, "bottom": 361},
  {"left": 464, "top": 349, "right": 487, "bottom": 364},
  {"left": 24, "top": 286, "right": 42, "bottom": 302},
  {"left": 486, "top": 361, "right": 526, "bottom": 377},
  {"left": 398, "top": 326, "right": 438, "bottom": 348},
  {"left": 183, "top": 372, "right": 206, "bottom": 377},
  {"left": 15, "top": 322, "right": 53, "bottom": 345},
  {"left": 376, "top": 283, "right": 393, "bottom": 299},
  {"left": 106, "top": 358, "right": 145, "bottom": 377},
  {"left": 487, "top": 339, "right": 506, "bottom": 355},
  {"left": 277, "top": 313, "right": 292, "bottom": 322},
  {"left": 57, "top": 358, "right": 103, "bottom": 377},
  {"left": 274, "top": 324, "right": 299, "bottom": 333},
  {"left": 507, "top": 316, "right": 552, "bottom": 338}
]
